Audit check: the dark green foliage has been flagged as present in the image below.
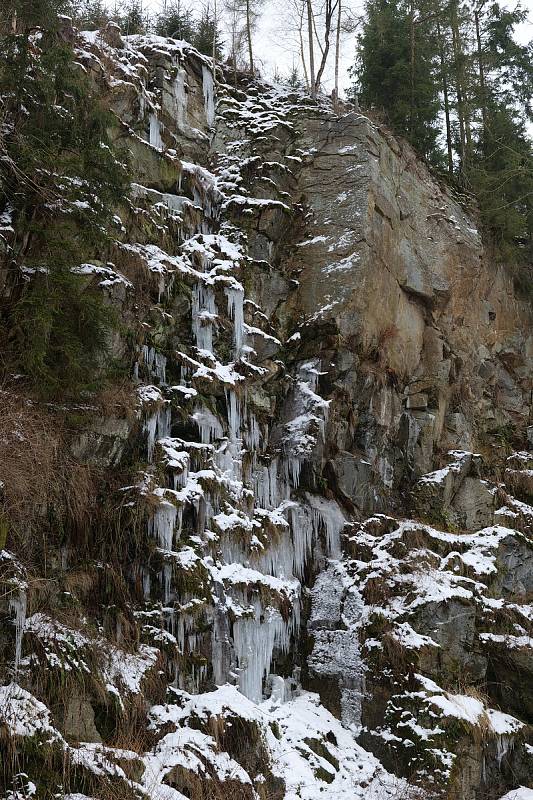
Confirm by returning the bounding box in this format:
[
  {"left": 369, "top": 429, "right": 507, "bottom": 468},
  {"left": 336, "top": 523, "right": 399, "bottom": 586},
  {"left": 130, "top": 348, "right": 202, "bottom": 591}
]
[
  {"left": 284, "top": 66, "right": 305, "bottom": 89},
  {"left": 470, "top": 106, "right": 533, "bottom": 268},
  {"left": 353, "top": 0, "right": 442, "bottom": 162},
  {"left": 353, "top": 0, "right": 533, "bottom": 267},
  {"left": 154, "top": 2, "right": 197, "bottom": 41},
  {"left": 116, "top": 0, "right": 149, "bottom": 35},
  {"left": 1, "top": 0, "right": 73, "bottom": 33},
  {"left": 193, "top": 8, "right": 223, "bottom": 59},
  {"left": 71, "top": 0, "right": 110, "bottom": 30},
  {"left": 0, "top": 23, "right": 129, "bottom": 397},
  {"left": 10, "top": 267, "right": 116, "bottom": 398},
  {"left": 468, "top": 2, "right": 533, "bottom": 265}
]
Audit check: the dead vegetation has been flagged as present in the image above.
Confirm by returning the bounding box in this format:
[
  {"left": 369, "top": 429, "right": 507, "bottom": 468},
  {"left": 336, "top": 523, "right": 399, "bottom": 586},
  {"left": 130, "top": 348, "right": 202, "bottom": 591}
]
[{"left": 0, "top": 389, "right": 100, "bottom": 562}]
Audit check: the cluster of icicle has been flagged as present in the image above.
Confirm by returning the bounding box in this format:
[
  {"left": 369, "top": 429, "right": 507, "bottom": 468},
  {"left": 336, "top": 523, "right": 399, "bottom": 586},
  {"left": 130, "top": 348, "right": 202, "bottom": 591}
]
[{"left": 137, "top": 63, "right": 348, "bottom": 705}]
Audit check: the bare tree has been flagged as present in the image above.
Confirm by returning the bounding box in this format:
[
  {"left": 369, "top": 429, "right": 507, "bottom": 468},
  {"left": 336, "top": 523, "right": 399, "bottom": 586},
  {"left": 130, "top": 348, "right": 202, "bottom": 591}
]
[
  {"left": 223, "top": 0, "right": 262, "bottom": 74},
  {"left": 306, "top": 0, "right": 316, "bottom": 96},
  {"left": 313, "top": 0, "right": 339, "bottom": 94}
]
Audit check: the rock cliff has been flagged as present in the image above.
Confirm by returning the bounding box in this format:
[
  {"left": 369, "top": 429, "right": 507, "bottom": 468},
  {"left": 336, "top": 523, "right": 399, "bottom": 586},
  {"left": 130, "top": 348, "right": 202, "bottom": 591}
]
[{"left": 1, "top": 21, "right": 532, "bottom": 800}]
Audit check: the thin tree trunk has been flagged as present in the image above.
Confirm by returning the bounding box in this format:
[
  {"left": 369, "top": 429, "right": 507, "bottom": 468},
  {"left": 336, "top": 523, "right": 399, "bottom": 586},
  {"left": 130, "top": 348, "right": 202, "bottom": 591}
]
[
  {"left": 307, "top": 0, "right": 316, "bottom": 98},
  {"left": 409, "top": 0, "right": 415, "bottom": 135},
  {"left": 334, "top": 0, "right": 342, "bottom": 103},
  {"left": 299, "top": 15, "right": 310, "bottom": 89},
  {"left": 314, "top": 0, "right": 337, "bottom": 93},
  {"left": 246, "top": 0, "right": 254, "bottom": 73},
  {"left": 474, "top": 4, "right": 488, "bottom": 146},
  {"left": 437, "top": 20, "right": 453, "bottom": 175},
  {"left": 212, "top": 0, "right": 218, "bottom": 85},
  {"left": 450, "top": 0, "right": 467, "bottom": 170}
]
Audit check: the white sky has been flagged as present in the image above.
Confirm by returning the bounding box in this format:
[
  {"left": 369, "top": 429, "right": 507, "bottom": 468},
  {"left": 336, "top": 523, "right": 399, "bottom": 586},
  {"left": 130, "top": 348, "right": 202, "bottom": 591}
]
[{"left": 125, "top": 0, "right": 532, "bottom": 96}]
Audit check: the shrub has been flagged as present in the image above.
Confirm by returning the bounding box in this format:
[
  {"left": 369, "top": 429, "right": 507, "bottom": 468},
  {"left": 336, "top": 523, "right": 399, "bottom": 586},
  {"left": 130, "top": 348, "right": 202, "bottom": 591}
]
[{"left": 0, "top": 21, "right": 130, "bottom": 398}]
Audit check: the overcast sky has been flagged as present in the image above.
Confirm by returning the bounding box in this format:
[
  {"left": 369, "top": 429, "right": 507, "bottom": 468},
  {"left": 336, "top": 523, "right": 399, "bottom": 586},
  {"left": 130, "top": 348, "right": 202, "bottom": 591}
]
[{"left": 119, "top": 0, "right": 532, "bottom": 97}]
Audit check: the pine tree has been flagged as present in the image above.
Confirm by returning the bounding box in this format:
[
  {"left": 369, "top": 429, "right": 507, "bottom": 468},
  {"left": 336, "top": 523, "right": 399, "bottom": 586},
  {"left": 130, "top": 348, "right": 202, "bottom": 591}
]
[
  {"left": 72, "top": 0, "right": 110, "bottom": 30},
  {"left": 155, "top": 2, "right": 196, "bottom": 41},
  {"left": 0, "top": 13, "right": 130, "bottom": 396},
  {"left": 354, "top": 0, "right": 442, "bottom": 161},
  {"left": 116, "top": 0, "right": 148, "bottom": 35},
  {"left": 2, "top": 0, "right": 73, "bottom": 33},
  {"left": 193, "top": 8, "right": 223, "bottom": 59},
  {"left": 467, "top": 2, "right": 533, "bottom": 266}
]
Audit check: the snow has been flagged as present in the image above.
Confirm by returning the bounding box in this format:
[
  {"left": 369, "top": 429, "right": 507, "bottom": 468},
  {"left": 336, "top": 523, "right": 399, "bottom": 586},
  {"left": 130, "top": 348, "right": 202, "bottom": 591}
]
[
  {"left": 498, "top": 790, "right": 533, "bottom": 800},
  {"left": 9, "top": 32, "right": 528, "bottom": 800},
  {"left": 0, "top": 684, "right": 64, "bottom": 742},
  {"left": 145, "top": 685, "right": 414, "bottom": 799}
]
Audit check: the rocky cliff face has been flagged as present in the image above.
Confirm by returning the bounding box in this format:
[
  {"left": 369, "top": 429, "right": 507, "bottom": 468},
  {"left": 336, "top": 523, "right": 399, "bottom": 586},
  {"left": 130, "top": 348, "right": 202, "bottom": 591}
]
[{"left": 1, "top": 21, "right": 532, "bottom": 800}]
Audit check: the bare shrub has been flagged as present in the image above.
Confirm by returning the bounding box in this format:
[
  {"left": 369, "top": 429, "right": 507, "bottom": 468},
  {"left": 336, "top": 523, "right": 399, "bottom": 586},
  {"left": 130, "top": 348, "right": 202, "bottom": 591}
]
[{"left": 0, "top": 389, "right": 98, "bottom": 563}]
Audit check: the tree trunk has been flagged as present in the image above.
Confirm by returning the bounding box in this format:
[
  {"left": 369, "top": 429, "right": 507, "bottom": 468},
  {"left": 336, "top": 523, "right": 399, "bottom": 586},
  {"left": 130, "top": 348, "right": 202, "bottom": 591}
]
[
  {"left": 474, "top": 5, "right": 488, "bottom": 146},
  {"left": 299, "top": 17, "right": 310, "bottom": 89},
  {"left": 314, "top": 0, "right": 337, "bottom": 94},
  {"left": 437, "top": 19, "right": 453, "bottom": 175},
  {"left": 333, "top": 0, "right": 342, "bottom": 104},
  {"left": 450, "top": 0, "right": 467, "bottom": 170},
  {"left": 212, "top": 0, "right": 218, "bottom": 85},
  {"left": 409, "top": 0, "right": 415, "bottom": 135},
  {"left": 246, "top": 0, "right": 254, "bottom": 73},
  {"left": 307, "top": 0, "right": 316, "bottom": 98}
]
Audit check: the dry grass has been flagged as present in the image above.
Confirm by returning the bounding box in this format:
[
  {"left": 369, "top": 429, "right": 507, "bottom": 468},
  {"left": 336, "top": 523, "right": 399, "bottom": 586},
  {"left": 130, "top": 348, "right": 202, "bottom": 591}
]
[
  {"left": 94, "top": 380, "right": 138, "bottom": 421},
  {"left": 363, "top": 575, "right": 392, "bottom": 606},
  {"left": 0, "top": 388, "right": 98, "bottom": 564}
]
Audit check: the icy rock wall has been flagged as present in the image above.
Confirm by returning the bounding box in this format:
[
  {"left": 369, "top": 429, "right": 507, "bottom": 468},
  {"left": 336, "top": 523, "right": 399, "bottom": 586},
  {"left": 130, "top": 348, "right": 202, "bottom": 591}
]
[{"left": 2, "top": 20, "right": 533, "bottom": 800}]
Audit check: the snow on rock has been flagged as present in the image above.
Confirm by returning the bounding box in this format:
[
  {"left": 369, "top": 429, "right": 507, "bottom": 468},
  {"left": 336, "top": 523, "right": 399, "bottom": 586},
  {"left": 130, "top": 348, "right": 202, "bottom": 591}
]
[
  {"left": 145, "top": 686, "right": 415, "bottom": 799},
  {"left": 0, "top": 683, "right": 64, "bottom": 742}
]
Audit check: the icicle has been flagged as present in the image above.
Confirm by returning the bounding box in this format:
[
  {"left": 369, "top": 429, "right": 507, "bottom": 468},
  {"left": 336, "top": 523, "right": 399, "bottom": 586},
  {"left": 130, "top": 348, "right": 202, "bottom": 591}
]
[
  {"left": 142, "top": 569, "right": 151, "bottom": 599},
  {"left": 288, "top": 504, "right": 314, "bottom": 579},
  {"left": 192, "top": 283, "right": 217, "bottom": 353},
  {"left": 284, "top": 456, "right": 302, "bottom": 490},
  {"left": 246, "top": 413, "right": 261, "bottom": 452},
  {"left": 162, "top": 564, "right": 172, "bottom": 604},
  {"left": 149, "top": 113, "right": 163, "bottom": 150},
  {"left": 226, "top": 390, "right": 241, "bottom": 443},
  {"left": 142, "top": 346, "right": 167, "bottom": 384},
  {"left": 149, "top": 500, "right": 177, "bottom": 552},
  {"left": 9, "top": 588, "right": 27, "bottom": 674},
  {"left": 193, "top": 408, "right": 223, "bottom": 444},
  {"left": 144, "top": 405, "right": 171, "bottom": 462},
  {"left": 233, "top": 598, "right": 296, "bottom": 703},
  {"left": 225, "top": 390, "right": 243, "bottom": 480},
  {"left": 155, "top": 352, "right": 167, "bottom": 384},
  {"left": 174, "top": 67, "right": 188, "bottom": 128},
  {"left": 308, "top": 494, "right": 346, "bottom": 558},
  {"left": 226, "top": 287, "right": 245, "bottom": 357},
  {"left": 202, "top": 65, "right": 215, "bottom": 127},
  {"left": 267, "top": 674, "right": 293, "bottom": 704}
]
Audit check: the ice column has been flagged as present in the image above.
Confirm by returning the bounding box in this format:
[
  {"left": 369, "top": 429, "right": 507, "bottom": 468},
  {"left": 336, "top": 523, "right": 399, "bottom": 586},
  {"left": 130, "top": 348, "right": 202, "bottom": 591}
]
[
  {"left": 202, "top": 65, "right": 215, "bottom": 127},
  {"left": 9, "top": 587, "right": 27, "bottom": 673}
]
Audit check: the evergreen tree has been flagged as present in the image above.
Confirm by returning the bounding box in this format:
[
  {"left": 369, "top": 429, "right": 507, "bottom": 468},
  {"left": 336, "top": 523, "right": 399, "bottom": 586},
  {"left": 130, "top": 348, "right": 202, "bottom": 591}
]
[
  {"left": 0, "top": 16, "right": 130, "bottom": 396},
  {"left": 353, "top": 0, "right": 442, "bottom": 161},
  {"left": 467, "top": 2, "right": 533, "bottom": 265},
  {"left": 193, "top": 8, "right": 223, "bottom": 59},
  {"left": 116, "top": 0, "right": 148, "bottom": 35},
  {"left": 2, "top": 0, "right": 73, "bottom": 33},
  {"left": 155, "top": 2, "right": 196, "bottom": 41},
  {"left": 72, "top": 0, "right": 110, "bottom": 30}
]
